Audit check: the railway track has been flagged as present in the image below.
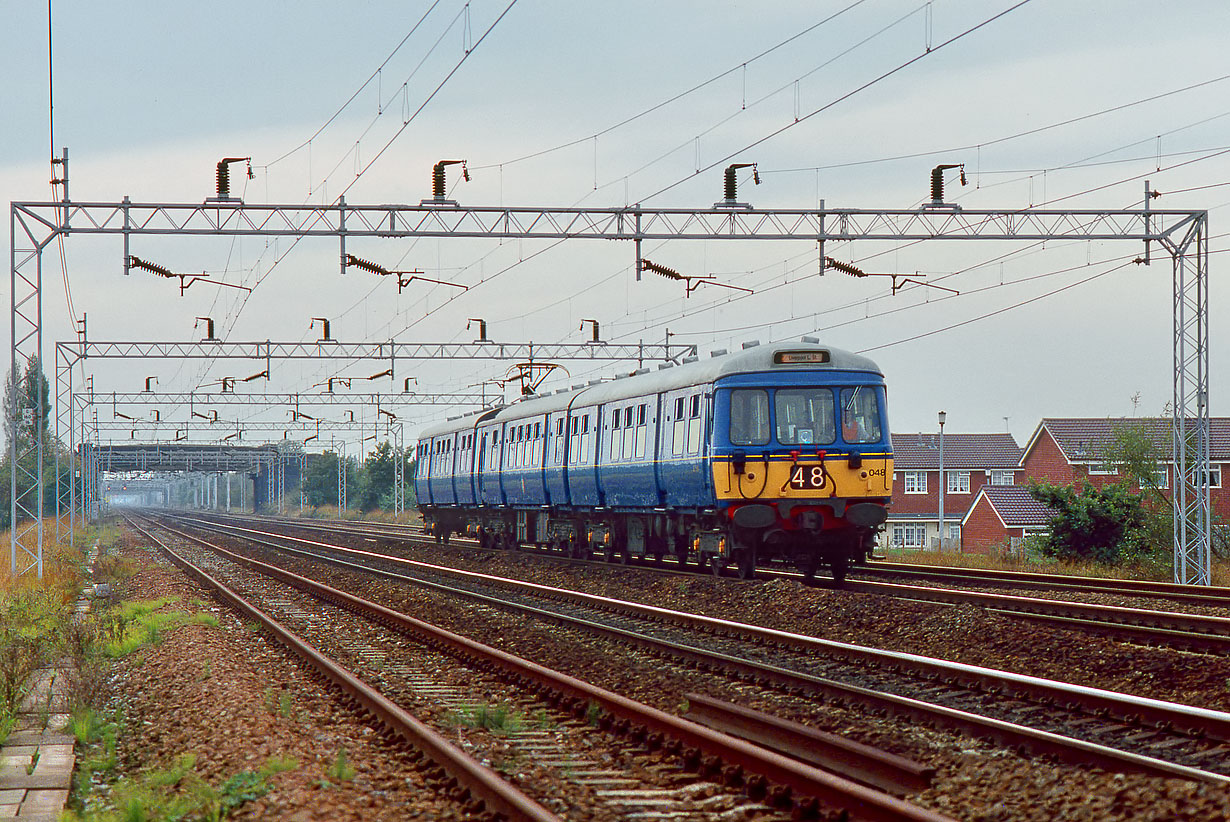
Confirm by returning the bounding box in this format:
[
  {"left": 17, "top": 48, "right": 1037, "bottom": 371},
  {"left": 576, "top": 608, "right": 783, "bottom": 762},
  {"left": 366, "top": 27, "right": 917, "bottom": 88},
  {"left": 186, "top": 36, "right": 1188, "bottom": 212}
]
[
  {"left": 148, "top": 510, "right": 1230, "bottom": 788},
  {"left": 128, "top": 513, "right": 951, "bottom": 822},
  {"left": 180, "top": 510, "right": 1230, "bottom": 654}
]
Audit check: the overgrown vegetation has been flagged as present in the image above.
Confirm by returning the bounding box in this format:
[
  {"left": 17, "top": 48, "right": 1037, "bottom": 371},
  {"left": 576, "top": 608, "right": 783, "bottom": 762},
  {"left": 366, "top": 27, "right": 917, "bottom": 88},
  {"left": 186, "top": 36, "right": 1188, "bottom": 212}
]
[{"left": 65, "top": 750, "right": 298, "bottom": 822}]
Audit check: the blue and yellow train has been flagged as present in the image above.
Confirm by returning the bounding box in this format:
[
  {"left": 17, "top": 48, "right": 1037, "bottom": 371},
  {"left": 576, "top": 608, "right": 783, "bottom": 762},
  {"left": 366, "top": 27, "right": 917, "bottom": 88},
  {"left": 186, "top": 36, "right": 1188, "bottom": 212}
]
[{"left": 413, "top": 339, "right": 892, "bottom": 581}]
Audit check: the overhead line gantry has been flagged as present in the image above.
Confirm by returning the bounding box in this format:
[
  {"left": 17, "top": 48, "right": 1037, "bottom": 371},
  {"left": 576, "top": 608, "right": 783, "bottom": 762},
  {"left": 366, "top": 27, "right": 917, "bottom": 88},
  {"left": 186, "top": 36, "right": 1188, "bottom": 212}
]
[{"left": 11, "top": 193, "right": 1210, "bottom": 583}]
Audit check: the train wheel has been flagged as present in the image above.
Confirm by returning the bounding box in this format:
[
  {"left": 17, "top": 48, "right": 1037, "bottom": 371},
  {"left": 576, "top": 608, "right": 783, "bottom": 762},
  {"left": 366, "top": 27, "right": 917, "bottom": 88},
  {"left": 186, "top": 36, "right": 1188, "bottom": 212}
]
[
  {"left": 830, "top": 554, "right": 849, "bottom": 585},
  {"left": 735, "top": 548, "right": 756, "bottom": 580}
]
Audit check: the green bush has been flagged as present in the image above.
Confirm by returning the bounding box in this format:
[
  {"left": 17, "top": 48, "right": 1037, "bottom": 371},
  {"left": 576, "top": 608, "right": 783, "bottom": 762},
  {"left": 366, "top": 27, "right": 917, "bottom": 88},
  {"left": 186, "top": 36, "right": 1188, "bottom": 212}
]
[{"left": 1028, "top": 479, "right": 1166, "bottom": 565}]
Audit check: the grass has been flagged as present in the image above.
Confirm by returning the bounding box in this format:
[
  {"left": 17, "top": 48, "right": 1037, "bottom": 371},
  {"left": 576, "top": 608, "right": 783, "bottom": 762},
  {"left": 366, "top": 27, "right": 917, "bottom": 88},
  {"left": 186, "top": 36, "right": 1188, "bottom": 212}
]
[
  {"left": 66, "top": 751, "right": 299, "bottom": 821},
  {"left": 444, "top": 702, "right": 536, "bottom": 735},
  {"left": 102, "top": 598, "right": 219, "bottom": 658},
  {"left": 326, "top": 747, "right": 356, "bottom": 783}
]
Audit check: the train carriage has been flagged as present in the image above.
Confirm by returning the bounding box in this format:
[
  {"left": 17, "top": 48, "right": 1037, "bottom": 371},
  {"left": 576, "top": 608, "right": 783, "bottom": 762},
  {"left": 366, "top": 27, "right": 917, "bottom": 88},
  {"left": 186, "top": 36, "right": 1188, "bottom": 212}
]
[{"left": 414, "top": 339, "right": 892, "bottom": 581}]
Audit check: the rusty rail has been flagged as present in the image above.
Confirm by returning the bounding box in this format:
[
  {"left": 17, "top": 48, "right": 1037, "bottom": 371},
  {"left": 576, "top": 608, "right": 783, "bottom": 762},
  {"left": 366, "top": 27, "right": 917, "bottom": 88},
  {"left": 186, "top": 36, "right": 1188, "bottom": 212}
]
[
  {"left": 153, "top": 512, "right": 1230, "bottom": 785},
  {"left": 683, "top": 693, "right": 934, "bottom": 796},
  {"left": 138, "top": 514, "right": 955, "bottom": 822},
  {"left": 126, "top": 518, "right": 563, "bottom": 822}
]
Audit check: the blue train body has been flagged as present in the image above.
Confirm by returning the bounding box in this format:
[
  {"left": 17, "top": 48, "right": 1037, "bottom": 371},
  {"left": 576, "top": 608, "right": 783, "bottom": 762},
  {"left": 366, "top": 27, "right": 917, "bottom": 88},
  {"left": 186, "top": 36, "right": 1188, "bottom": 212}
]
[{"left": 414, "top": 340, "right": 893, "bottom": 579}]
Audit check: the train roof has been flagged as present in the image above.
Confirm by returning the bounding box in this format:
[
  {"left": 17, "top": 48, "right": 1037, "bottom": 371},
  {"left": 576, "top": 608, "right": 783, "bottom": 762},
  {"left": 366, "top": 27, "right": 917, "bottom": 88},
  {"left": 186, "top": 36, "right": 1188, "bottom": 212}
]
[{"left": 416, "top": 340, "right": 881, "bottom": 440}]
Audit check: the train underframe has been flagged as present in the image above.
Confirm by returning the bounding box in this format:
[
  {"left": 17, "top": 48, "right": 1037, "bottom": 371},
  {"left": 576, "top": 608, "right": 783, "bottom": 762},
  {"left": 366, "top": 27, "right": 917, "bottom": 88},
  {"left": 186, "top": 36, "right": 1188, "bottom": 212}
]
[{"left": 421, "top": 502, "right": 886, "bottom": 583}]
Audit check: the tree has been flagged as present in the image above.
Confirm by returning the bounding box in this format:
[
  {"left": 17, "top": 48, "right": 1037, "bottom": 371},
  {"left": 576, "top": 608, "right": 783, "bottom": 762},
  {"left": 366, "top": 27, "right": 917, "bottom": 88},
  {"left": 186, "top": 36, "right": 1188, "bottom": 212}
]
[
  {"left": 2, "top": 357, "right": 62, "bottom": 528},
  {"left": 300, "top": 451, "right": 340, "bottom": 508},
  {"left": 1027, "top": 478, "right": 1157, "bottom": 565}
]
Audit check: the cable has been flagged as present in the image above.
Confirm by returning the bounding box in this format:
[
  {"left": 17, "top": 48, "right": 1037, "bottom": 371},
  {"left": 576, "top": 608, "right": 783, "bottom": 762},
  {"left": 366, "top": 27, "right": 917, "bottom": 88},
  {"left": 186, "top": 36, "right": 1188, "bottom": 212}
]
[
  {"left": 764, "top": 72, "right": 1230, "bottom": 176},
  {"left": 265, "top": 0, "right": 445, "bottom": 169},
  {"left": 474, "top": 0, "right": 873, "bottom": 170},
  {"left": 637, "top": 0, "right": 1035, "bottom": 203},
  {"left": 857, "top": 262, "right": 1133, "bottom": 353}
]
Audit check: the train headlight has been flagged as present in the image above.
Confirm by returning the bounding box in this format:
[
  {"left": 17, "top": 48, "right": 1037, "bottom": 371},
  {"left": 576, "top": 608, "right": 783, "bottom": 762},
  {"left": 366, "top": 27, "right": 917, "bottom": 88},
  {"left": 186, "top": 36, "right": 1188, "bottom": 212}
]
[
  {"left": 692, "top": 537, "right": 700, "bottom": 551},
  {"left": 603, "top": 532, "right": 611, "bottom": 545},
  {"left": 718, "top": 537, "right": 727, "bottom": 555}
]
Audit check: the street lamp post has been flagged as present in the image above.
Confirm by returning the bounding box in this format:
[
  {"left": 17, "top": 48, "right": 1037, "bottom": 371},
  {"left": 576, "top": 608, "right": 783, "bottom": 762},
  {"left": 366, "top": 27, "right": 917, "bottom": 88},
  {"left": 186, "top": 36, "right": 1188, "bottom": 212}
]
[{"left": 937, "top": 410, "right": 946, "bottom": 551}]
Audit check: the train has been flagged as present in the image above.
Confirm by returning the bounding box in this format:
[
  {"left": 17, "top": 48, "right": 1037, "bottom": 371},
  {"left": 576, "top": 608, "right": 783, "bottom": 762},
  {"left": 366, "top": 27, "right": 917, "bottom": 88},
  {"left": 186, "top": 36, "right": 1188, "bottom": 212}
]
[{"left": 412, "top": 339, "right": 892, "bottom": 581}]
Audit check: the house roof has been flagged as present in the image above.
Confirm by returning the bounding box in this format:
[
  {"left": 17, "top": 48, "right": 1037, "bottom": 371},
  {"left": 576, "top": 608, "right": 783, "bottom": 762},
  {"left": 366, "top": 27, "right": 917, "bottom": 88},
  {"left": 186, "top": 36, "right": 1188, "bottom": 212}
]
[
  {"left": 891, "top": 432, "right": 1022, "bottom": 470},
  {"left": 1027, "top": 417, "right": 1230, "bottom": 463},
  {"left": 963, "top": 485, "right": 1055, "bottom": 528}
]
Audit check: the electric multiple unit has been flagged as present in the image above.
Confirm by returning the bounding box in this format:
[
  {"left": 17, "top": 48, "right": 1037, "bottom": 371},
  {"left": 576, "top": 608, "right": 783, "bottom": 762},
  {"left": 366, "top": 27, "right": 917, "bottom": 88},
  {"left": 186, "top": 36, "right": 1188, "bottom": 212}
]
[{"left": 414, "top": 340, "right": 892, "bottom": 580}]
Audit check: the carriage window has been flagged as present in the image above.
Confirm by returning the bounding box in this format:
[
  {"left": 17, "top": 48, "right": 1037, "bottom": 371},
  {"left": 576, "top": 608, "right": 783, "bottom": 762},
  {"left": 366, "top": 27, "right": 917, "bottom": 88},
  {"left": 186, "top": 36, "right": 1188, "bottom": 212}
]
[
  {"left": 634, "top": 403, "right": 647, "bottom": 458},
  {"left": 580, "top": 413, "right": 592, "bottom": 463},
  {"left": 686, "top": 394, "right": 703, "bottom": 455},
  {"left": 775, "top": 388, "right": 836, "bottom": 446},
  {"left": 611, "top": 410, "right": 624, "bottom": 462},
  {"left": 672, "top": 396, "right": 685, "bottom": 457},
  {"left": 839, "top": 387, "right": 882, "bottom": 444},
  {"left": 730, "top": 390, "right": 770, "bottom": 446}
]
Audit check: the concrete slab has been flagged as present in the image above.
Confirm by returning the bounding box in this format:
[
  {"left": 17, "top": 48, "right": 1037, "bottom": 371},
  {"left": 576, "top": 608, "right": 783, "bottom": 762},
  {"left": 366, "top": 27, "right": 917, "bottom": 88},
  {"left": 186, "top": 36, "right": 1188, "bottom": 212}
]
[
  {"left": 0, "top": 803, "right": 18, "bottom": 819},
  {"left": 19, "top": 789, "right": 69, "bottom": 815},
  {"left": 1, "top": 732, "right": 73, "bottom": 748},
  {"left": 0, "top": 789, "right": 23, "bottom": 804}
]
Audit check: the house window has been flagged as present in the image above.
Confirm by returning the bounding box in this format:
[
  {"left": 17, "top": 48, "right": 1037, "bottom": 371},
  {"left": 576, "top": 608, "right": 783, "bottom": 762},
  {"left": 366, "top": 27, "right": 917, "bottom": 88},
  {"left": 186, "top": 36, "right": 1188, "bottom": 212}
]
[
  {"left": 891, "top": 524, "right": 926, "bottom": 549},
  {"left": 1152, "top": 464, "right": 1169, "bottom": 490},
  {"left": 990, "top": 469, "right": 1014, "bottom": 486},
  {"left": 1205, "top": 466, "right": 1223, "bottom": 489},
  {"left": 903, "top": 471, "right": 927, "bottom": 494},
  {"left": 947, "top": 471, "right": 970, "bottom": 494},
  {"left": 1088, "top": 462, "right": 1117, "bottom": 475},
  {"left": 946, "top": 523, "right": 961, "bottom": 542}
]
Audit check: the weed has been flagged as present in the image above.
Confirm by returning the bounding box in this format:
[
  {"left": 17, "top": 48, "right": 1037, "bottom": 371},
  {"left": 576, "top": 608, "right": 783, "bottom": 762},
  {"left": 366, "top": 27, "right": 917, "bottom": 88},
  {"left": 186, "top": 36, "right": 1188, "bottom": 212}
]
[
  {"left": 327, "top": 747, "right": 356, "bottom": 782},
  {"left": 585, "top": 700, "right": 602, "bottom": 727},
  {"left": 447, "top": 703, "right": 525, "bottom": 734},
  {"left": 262, "top": 687, "right": 295, "bottom": 719},
  {"left": 25, "top": 748, "right": 40, "bottom": 775}
]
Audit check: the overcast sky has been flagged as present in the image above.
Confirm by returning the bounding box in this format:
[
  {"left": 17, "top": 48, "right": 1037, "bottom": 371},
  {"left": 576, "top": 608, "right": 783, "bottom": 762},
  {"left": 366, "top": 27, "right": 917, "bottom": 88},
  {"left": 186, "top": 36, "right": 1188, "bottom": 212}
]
[{"left": 4, "top": 0, "right": 1230, "bottom": 451}]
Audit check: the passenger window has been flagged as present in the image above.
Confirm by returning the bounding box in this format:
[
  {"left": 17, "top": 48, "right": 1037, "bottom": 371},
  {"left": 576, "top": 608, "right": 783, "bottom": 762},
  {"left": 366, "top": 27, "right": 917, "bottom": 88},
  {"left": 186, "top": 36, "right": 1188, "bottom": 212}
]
[{"left": 686, "top": 395, "right": 702, "bottom": 455}]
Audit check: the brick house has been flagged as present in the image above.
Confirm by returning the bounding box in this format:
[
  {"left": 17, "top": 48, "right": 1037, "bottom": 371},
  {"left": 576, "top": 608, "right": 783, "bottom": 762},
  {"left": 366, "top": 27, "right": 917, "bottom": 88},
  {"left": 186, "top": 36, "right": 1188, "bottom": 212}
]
[
  {"left": 883, "top": 433, "right": 1023, "bottom": 551},
  {"left": 1020, "top": 418, "right": 1230, "bottom": 515},
  {"left": 961, "top": 485, "right": 1056, "bottom": 554}
]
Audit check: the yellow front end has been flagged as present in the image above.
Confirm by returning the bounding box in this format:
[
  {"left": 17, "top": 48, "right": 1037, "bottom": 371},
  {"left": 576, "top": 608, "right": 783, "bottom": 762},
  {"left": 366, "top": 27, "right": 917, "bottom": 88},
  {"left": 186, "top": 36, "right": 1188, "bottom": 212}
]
[{"left": 712, "top": 454, "right": 893, "bottom": 503}]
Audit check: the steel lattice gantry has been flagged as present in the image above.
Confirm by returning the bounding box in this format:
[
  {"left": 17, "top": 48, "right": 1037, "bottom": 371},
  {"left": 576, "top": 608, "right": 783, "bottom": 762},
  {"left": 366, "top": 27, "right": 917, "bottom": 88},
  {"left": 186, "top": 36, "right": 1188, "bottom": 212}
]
[{"left": 11, "top": 198, "right": 1210, "bottom": 582}]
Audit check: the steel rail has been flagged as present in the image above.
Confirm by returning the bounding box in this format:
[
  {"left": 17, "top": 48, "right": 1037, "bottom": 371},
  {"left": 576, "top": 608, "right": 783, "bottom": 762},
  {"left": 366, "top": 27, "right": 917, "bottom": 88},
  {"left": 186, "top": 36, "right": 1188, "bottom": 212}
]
[
  {"left": 153, "top": 512, "right": 1230, "bottom": 782},
  {"left": 838, "top": 579, "right": 1230, "bottom": 641},
  {"left": 239, "top": 515, "right": 1230, "bottom": 649},
  {"left": 134, "top": 514, "right": 955, "bottom": 822},
  {"left": 124, "top": 517, "right": 563, "bottom": 822},
  {"left": 860, "top": 562, "right": 1230, "bottom": 609},
  {"left": 682, "top": 693, "right": 935, "bottom": 797}
]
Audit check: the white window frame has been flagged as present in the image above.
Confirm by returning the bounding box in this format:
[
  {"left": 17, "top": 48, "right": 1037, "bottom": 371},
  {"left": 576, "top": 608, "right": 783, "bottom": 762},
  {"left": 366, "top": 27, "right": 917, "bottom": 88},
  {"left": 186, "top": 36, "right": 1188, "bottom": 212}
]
[
  {"left": 947, "top": 471, "right": 970, "bottom": 494},
  {"left": 891, "top": 524, "right": 927, "bottom": 549},
  {"left": 1087, "top": 462, "right": 1117, "bottom": 475},
  {"left": 903, "top": 471, "right": 927, "bottom": 494},
  {"left": 946, "top": 523, "right": 962, "bottom": 541},
  {"left": 1206, "top": 465, "right": 1222, "bottom": 489},
  {"left": 989, "top": 469, "right": 1014, "bottom": 486}
]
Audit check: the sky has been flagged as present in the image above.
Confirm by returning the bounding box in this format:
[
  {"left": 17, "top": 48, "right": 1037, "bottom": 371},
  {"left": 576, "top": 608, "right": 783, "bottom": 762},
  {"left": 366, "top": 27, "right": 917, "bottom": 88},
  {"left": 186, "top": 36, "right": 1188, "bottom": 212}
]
[{"left": 4, "top": 0, "right": 1230, "bottom": 454}]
